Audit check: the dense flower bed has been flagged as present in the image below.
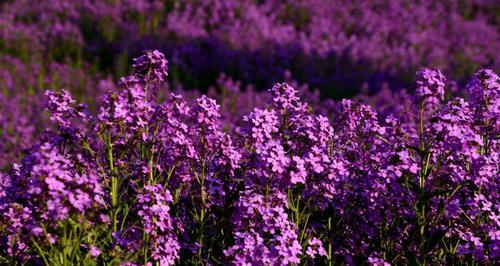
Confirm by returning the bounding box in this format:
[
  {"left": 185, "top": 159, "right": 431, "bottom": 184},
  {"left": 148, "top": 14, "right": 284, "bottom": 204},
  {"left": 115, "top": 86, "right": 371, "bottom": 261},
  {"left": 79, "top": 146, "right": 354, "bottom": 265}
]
[{"left": 0, "top": 50, "right": 497, "bottom": 265}]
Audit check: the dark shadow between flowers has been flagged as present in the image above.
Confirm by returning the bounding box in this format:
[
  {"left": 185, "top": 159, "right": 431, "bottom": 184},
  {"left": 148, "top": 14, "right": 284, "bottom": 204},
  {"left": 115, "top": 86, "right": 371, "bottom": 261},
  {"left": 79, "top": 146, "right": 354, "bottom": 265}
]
[{"left": 83, "top": 36, "right": 417, "bottom": 100}]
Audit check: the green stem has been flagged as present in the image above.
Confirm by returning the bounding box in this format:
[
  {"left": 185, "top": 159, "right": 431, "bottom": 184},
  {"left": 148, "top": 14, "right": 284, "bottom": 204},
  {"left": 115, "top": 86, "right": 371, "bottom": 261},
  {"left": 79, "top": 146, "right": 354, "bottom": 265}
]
[
  {"left": 417, "top": 101, "right": 430, "bottom": 265},
  {"left": 419, "top": 101, "right": 426, "bottom": 190},
  {"left": 264, "top": 179, "right": 269, "bottom": 209},
  {"left": 197, "top": 161, "right": 207, "bottom": 263},
  {"left": 106, "top": 133, "right": 119, "bottom": 233},
  {"left": 327, "top": 217, "right": 333, "bottom": 266}
]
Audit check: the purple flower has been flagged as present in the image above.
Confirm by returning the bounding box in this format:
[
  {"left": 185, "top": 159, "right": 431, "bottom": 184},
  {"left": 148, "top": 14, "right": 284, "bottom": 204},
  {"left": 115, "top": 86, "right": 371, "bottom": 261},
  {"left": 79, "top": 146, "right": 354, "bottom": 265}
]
[
  {"left": 270, "top": 82, "right": 307, "bottom": 114},
  {"left": 243, "top": 108, "right": 279, "bottom": 149},
  {"left": 415, "top": 68, "right": 446, "bottom": 106},
  {"left": 134, "top": 184, "right": 179, "bottom": 265},
  {"left": 225, "top": 190, "right": 302, "bottom": 265},
  {"left": 132, "top": 50, "right": 169, "bottom": 84},
  {"left": 45, "top": 90, "right": 90, "bottom": 133},
  {"left": 306, "top": 237, "right": 327, "bottom": 258},
  {"left": 368, "top": 254, "right": 391, "bottom": 266},
  {"left": 89, "top": 245, "right": 101, "bottom": 257}
]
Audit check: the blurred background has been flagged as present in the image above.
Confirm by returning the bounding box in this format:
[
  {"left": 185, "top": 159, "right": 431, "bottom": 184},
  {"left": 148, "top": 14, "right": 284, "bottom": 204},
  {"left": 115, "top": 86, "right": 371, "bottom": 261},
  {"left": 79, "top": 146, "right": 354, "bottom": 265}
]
[{"left": 0, "top": 0, "right": 499, "bottom": 167}]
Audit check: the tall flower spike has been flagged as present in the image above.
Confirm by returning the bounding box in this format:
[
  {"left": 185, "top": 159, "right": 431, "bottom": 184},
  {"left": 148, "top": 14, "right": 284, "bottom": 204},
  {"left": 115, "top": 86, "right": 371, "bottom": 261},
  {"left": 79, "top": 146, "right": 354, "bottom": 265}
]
[
  {"left": 270, "top": 83, "right": 307, "bottom": 114},
  {"left": 243, "top": 108, "right": 279, "bottom": 150},
  {"left": 133, "top": 50, "right": 169, "bottom": 84},
  {"left": 469, "top": 69, "right": 499, "bottom": 103},
  {"left": 136, "top": 184, "right": 180, "bottom": 265},
  {"left": 468, "top": 69, "right": 500, "bottom": 132},
  {"left": 45, "top": 90, "right": 89, "bottom": 129},
  {"left": 416, "top": 68, "right": 446, "bottom": 106}
]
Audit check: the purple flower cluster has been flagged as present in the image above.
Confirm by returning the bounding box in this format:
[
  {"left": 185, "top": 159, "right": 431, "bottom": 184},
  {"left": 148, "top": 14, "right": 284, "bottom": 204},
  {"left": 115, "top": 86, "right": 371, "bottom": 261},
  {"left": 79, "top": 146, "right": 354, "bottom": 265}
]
[
  {"left": 132, "top": 50, "right": 169, "bottom": 84},
  {"left": 225, "top": 190, "right": 302, "bottom": 265},
  {"left": 416, "top": 68, "right": 447, "bottom": 106},
  {"left": 0, "top": 50, "right": 498, "bottom": 265},
  {"left": 0, "top": 141, "right": 104, "bottom": 260},
  {"left": 135, "top": 184, "right": 179, "bottom": 265}
]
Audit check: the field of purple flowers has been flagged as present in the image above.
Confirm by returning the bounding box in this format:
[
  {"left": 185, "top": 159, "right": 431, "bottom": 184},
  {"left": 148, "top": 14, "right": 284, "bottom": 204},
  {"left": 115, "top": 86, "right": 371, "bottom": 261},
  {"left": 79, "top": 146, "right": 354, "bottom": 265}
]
[{"left": 0, "top": 1, "right": 499, "bottom": 265}]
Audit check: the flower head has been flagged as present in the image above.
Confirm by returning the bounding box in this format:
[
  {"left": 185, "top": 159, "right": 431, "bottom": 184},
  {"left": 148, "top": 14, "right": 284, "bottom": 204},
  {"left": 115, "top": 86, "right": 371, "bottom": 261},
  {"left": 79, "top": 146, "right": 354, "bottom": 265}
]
[
  {"left": 416, "top": 68, "right": 446, "bottom": 105},
  {"left": 133, "top": 50, "right": 169, "bottom": 84}
]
